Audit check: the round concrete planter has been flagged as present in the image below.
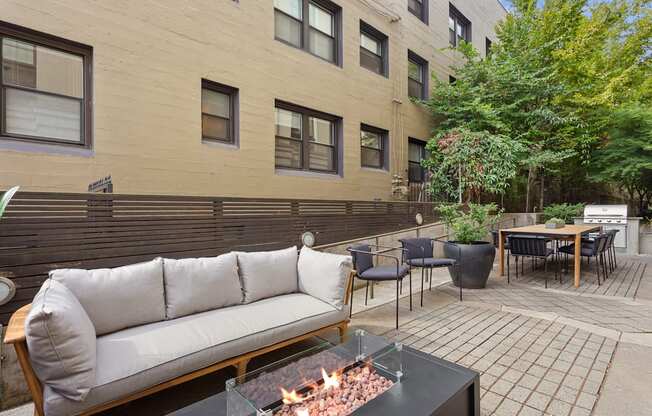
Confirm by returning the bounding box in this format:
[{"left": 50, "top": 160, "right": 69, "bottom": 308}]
[{"left": 443, "top": 241, "right": 496, "bottom": 289}]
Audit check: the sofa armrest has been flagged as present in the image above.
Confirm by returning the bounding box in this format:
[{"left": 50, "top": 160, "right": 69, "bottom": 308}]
[
  {"left": 4, "top": 303, "right": 30, "bottom": 344},
  {"left": 343, "top": 271, "right": 354, "bottom": 306}
]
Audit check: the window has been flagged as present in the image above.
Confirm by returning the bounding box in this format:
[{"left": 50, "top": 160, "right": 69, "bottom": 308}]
[
  {"left": 408, "top": 139, "right": 427, "bottom": 183},
  {"left": 275, "top": 100, "right": 340, "bottom": 173},
  {"left": 360, "top": 124, "right": 388, "bottom": 169},
  {"left": 360, "top": 21, "right": 388, "bottom": 77},
  {"left": 202, "top": 80, "right": 238, "bottom": 144},
  {"left": 274, "top": 0, "right": 341, "bottom": 65},
  {"left": 486, "top": 37, "right": 492, "bottom": 56},
  {"left": 408, "top": 0, "right": 428, "bottom": 24},
  {"left": 449, "top": 4, "right": 471, "bottom": 47},
  {"left": 0, "top": 21, "right": 92, "bottom": 147},
  {"left": 408, "top": 50, "right": 428, "bottom": 100},
  {"left": 449, "top": 75, "right": 457, "bottom": 84}
]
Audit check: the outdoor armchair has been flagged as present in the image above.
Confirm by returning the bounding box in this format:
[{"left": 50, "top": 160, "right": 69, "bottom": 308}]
[{"left": 347, "top": 244, "right": 411, "bottom": 330}]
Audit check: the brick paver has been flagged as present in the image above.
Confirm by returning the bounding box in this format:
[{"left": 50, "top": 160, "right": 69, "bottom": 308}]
[{"left": 388, "top": 303, "right": 617, "bottom": 416}]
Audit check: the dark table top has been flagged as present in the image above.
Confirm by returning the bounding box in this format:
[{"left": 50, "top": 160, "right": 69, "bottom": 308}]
[{"left": 167, "top": 346, "right": 478, "bottom": 416}]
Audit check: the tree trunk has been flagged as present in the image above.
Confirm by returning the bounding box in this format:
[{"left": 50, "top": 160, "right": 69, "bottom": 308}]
[
  {"left": 539, "top": 172, "right": 544, "bottom": 213},
  {"left": 525, "top": 166, "right": 535, "bottom": 213}
]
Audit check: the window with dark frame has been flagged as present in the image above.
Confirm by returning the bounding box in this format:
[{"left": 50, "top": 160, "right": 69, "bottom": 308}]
[
  {"left": 449, "top": 75, "right": 457, "bottom": 84},
  {"left": 0, "top": 21, "right": 92, "bottom": 147},
  {"left": 408, "top": 50, "right": 427, "bottom": 100},
  {"left": 274, "top": 0, "right": 341, "bottom": 65},
  {"left": 360, "top": 124, "right": 388, "bottom": 169},
  {"left": 408, "top": 0, "right": 428, "bottom": 24},
  {"left": 448, "top": 4, "right": 471, "bottom": 47},
  {"left": 360, "top": 21, "right": 388, "bottom": 77},
  {"left": 201, "top": 80, "right": 238, "bottom": 144},
  {"left": 275, "top": 100, "right": 340, "bottom": 173},
  {"left": 408, "top": 138, "right": 427, "bottom": 183},
  {"left": 485, "top": 37, "right": 492, "bottom": 56}
]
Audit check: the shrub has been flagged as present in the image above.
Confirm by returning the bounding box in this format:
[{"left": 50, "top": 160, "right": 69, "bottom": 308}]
[
  {"left": 438, "top": 203, "right": 502, "bottom": 244},
  {"left": 542, "top": 203, "right": 584, "bottom": 224}
]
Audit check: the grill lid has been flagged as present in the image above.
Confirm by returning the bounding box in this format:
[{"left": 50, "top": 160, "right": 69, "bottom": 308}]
[{"left": 583, "top": 204, "right": 628, "bottom": 218}]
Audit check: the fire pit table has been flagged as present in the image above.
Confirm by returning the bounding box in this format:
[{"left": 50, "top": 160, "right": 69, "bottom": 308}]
[{"left": 169, "top": 330, "right": 480, "bottom": 416}]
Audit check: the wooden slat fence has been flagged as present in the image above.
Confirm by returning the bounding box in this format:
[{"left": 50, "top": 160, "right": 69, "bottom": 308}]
[{"left": 0, "top": 192, "right": 438, "bottom": 324}]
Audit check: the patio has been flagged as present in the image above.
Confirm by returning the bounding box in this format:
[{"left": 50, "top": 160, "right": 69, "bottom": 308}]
[{"left": 3, "top": 255, "right": 651, "bottom": 416}]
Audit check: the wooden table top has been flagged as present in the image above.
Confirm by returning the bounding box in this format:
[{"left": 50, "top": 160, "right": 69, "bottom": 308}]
[{"left": 500, "top": 224, "right": 601, "bottom": 236}]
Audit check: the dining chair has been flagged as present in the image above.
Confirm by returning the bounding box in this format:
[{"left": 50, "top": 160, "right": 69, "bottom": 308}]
[
  {"left": 559, "top": 234, "right": 609, "bottom": 285},
  {"left": 508, "top": 236, "right": 557, "bottom": 287},
  {"left": 347, "top": 244, "right": 411, "bottom": 329},
  {"left": 399, "top": 238, "right": 460, "bottom": 305}
]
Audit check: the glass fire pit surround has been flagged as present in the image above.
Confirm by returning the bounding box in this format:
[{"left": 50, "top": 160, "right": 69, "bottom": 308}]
[{"left": 226, "top": 330, "right": 404, "bottom": 416}]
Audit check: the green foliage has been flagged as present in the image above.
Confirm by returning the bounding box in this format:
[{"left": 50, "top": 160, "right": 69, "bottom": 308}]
[
  {"left": 542, "top": 203, "right": 585, "bottom": 223},
  {"left": 590, "top": 104, "right": 652, "bottom": 213},
  {"left": 545, "top": 217, "right": 567, "bottom": 226},
  {"left": 0, "top": 186, "right": 19, "bottom": 220},
  {"left": 424, "top": 0, "right": 652, "bottom": 209},
  {"left": 438, "top": 203, "right": 503, "bottom": 244},
  {"left": 423, "top": 128, "right": 523, "bottom": 202}
]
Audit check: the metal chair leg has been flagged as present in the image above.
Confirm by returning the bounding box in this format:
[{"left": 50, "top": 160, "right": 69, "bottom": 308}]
[
  {"left": 544, "top": 258, "right": 548, "bottom": 288},
  {"left": 420, "top": 267, "right": 425, "bottom": 307},
  {"left": 458, "top": 264, "right": 463, "bottom": 302},
  {"left": 399, "top": 279, "right": 402, "bottom": 295},
  {"left": 395, "top": 279, "right": 400, "bottom": 330},
  {"left": 429, "top": 267, "right": 433, "bottom": 291},
  {"left": 349, "top": 275, "right": 355, "bottom": 318},
  {"left": 409, "top": 269, "right": 413, "bottom": 311},
  {"left": 507, "top": 252, "right": 511, "bottom": 284},
  {"left": 364, "top": 281, "right": 369, "bottom": 306}
]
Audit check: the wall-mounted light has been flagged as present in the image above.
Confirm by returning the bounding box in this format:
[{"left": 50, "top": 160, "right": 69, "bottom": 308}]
[
  {"left": 301, "top": 231, "right": 316, "bottom": 248},
  {"left": 415, "top": 213, "right": 424, "bottom": 226},
  {"left": 0, "top": 276, "right": 16, "bottom": 306}
]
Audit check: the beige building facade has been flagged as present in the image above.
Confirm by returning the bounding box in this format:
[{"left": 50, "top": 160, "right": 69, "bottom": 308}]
[{"left": 0, "top": 0, "right": 506, "bottom": 201}]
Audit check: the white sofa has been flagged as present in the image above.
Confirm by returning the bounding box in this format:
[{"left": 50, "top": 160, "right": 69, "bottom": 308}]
[{"left": 18, "top": 246, "right": 352, "bottom": 416}]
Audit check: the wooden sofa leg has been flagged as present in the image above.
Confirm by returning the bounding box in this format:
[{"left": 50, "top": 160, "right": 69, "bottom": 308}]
[
  {"left": 337, "top": 321, "right": 349, "bottom": 343},
  {"left": 14, "top": 341, "right": 44, "bottom": 416},
  {"left": 236, "top": 359, "right": 250, "bottom": 378}
]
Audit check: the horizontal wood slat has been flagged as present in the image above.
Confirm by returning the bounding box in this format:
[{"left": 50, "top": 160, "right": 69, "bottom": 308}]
[{"left": 0, "top": 192, "right": 438, "bottom": 324}]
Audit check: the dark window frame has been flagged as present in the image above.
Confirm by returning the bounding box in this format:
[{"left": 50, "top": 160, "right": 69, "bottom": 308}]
[
  {"left": 273, "top": 0, "right": 342, "bottom": 66},
  {"left": 408, "top": 138, "right": 427, "bottom": 183},
  {"left": 449, "top": 4, "right": 471, "bottom": 47},
  {"left": 201, "top": 79, "right": 238, "bottom": 145},
  {"left": 360, "top": 123, "right": 388, "bottom": 170},
  {"left": 275, "top": 99, "right": 341, "bottom": 174},
  {"left": 407, "top": 50, "right": 428, "bottom": 100},
  {"left": 449, "top": 75, "right": 457, "bottom": 84},
  {"left": 359, "top": 20, "right": 389, "bottom": 77},
  {"left": 485, "top": 37, "right": 493, "bottom": 56},
  {"left": 408, "top": 0, "right": 429, "bottom": 24},
  {"left": 0, "top": 20, "right": 93, "bottom": 149}
]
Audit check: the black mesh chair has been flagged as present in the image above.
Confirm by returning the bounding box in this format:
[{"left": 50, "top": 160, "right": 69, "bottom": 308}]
[
  {"left": 399, "top": 238, "right": 460, "bottom": 305},
  {"left": 508, "top": 236, "right": 557, "bottom": 287},
  {"left": 559, "top": 234, "right": 609, "bottom": 285},
  {"left": 347, "top": 244, "right": 411, "bottom": 329}
]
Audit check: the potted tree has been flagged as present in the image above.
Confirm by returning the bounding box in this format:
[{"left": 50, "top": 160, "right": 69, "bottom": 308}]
[{"left": 438, "top": 203, "right": 501, "bottom": 289}]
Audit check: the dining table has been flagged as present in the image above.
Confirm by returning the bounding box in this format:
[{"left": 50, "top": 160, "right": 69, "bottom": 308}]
[{"left": 498, "top": 224, "right": 602, "bottom": 288}]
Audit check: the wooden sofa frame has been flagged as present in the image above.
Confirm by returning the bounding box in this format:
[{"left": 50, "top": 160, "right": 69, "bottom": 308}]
[{"left": 4, "top": 272, "right": 354, "bottom": 416}]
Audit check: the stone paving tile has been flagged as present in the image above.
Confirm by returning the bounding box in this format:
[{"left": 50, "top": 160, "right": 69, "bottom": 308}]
[{"left": 390, "top": 303, "right": 617, "bottom": 416}]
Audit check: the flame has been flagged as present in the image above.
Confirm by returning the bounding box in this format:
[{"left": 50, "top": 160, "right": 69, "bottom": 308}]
[
  {"left": 295, "top": 409, "right": 309, "bottom": 416},
  {"left": 281, "top": 387, "right": 304, "bottom": 404},
  {"left": 321, "top": 368, "right": 340, "bottom": 390}
]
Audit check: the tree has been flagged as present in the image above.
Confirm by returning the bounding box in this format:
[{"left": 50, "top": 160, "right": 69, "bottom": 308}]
[
  {"left": 422, "top": 128, "right": 523, "bottom": 203},
  {"left": 590, "top": 105, "right": 652, "bottom": 214}
]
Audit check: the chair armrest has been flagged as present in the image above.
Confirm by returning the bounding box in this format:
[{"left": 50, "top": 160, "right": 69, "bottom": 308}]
[{"left": 4, "top": 303, "right": 31, "bottom": 344}]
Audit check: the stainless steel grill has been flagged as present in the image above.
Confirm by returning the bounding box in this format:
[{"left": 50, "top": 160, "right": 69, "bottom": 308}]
[{"left": 583, "top": 205, "right": 628, "bottom": 248}]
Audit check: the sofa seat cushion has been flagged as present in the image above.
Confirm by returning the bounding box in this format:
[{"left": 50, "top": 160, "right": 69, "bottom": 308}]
[
  {"left": 163, "top": 253, "right": 242, "bottom": 319},
  {"left": 42, "top": 293, "right": 347, "bottom": 416},
  {"left": 50, "top": 258, "right": 165, "bottom": 335}
]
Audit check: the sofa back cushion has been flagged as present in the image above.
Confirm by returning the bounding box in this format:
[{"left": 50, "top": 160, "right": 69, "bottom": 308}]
[
  {"left": 50, "top": 258, "right": 165, "bottom": 335},
  {"left": 297, "top": 247, "right": 353, "bottom": 310},
  {"left": 237, "top": 247, "right": 298, "bottom": 303},
  {"left": 163, "top": 253, "right": 242, "bottom": 319},
  {"left": 26, "top": 279, "right": 96, "bottom": 401}
]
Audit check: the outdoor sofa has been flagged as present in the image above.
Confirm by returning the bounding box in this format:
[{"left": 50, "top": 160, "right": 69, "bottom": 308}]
[{"left": 4, "top": 246, "right": 353, "bottom": 416}]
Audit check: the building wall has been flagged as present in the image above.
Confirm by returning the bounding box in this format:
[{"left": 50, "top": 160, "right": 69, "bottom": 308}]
[{"left": 0, "top": 0, "right": 506, "bottom": 200}]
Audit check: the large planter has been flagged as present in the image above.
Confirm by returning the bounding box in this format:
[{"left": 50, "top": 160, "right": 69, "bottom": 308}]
[{"left": 443, "top": 241, "right": 496, "bottom": 289}]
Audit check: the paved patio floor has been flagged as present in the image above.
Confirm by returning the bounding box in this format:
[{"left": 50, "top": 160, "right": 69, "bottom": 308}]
[{"left": 3, "top": 255, "right": 651, "bottom": 416}]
